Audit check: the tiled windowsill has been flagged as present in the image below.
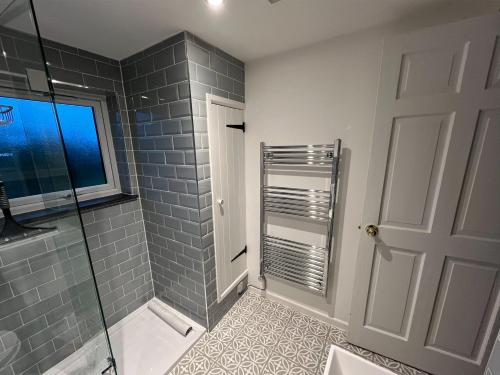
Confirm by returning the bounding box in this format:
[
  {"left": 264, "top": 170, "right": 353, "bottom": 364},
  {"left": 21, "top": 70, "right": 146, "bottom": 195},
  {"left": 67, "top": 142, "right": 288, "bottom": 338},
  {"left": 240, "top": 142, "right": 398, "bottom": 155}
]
[{"left": 12, "top": 193, "right": 139, "bottom": 225}]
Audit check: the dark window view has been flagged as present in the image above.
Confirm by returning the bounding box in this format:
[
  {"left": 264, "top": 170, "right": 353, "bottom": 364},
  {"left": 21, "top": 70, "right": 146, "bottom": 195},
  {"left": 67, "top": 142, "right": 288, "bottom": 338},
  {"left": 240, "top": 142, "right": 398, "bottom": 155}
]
[{"left": 0, "top": 96, "right": 107, "bottom": 199}]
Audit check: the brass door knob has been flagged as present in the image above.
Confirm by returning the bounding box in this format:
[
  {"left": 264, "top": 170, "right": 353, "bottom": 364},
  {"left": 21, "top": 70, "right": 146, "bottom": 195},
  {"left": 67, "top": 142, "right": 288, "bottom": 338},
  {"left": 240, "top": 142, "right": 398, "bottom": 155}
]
[{"left": 365, "top": 224, "right": 379, "bottom": 237}]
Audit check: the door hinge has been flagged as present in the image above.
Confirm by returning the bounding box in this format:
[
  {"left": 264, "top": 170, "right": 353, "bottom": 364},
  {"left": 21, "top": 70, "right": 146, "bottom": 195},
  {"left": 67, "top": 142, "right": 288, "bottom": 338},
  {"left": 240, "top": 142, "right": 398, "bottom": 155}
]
[
  {"left": 231, "top": 246, "right": 247, "bottom": 262},
  {"left": 226, "top": 122, "right": 245, "bottom": 132}
]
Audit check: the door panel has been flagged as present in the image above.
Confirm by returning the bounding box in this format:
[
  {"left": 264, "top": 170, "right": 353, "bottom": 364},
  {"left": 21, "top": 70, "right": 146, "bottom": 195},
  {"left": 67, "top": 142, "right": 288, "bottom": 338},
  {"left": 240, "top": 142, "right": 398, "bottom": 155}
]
[
  {"left": 397, "top": 42, "right": 469, "bottom": 98},
  {"left": 453, "top": 109, "right": 500, "bottom": 241},
  {"left": 486, "top": 37, "right": 500, "bottom": 89},
  {"left": 207, "top": 98, "right": 247, "bottom": 302},
  {"left": 349, "top": 14, "right": 500, "bottom": 375},
  {"left": 426, "top": 258, "right": 498, "bottom": 359},
  {"left": 365, "top": 246, "right": 422, "bottom": 338},
  {"left": 380, "top": 113, "right": 452, "bottom": 229}
]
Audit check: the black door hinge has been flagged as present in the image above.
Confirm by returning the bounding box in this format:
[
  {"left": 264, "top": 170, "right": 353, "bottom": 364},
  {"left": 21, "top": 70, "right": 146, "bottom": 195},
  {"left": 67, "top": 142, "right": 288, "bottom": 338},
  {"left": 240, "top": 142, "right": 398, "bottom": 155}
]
[
  {"left": 226, "top": 122, "right": 245, "bottom": 132},
  {"left": 231, "top": 246, "right": 247, "bottom": 262}
]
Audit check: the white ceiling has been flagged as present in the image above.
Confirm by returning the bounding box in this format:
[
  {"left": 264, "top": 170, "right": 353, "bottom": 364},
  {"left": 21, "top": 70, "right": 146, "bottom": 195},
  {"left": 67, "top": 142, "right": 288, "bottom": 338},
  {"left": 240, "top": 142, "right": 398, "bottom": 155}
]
[{"left": 19, "top": 0, "right": 500, "bottom": 62}]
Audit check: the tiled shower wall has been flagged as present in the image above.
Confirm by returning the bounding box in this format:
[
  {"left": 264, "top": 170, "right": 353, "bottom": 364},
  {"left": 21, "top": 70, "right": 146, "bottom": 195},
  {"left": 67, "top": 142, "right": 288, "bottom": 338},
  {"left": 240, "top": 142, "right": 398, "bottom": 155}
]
[
  {"left": 82, "top": 200, "right": 153, "bottom": 328},
  {"left": 0, "top": 217, "right": 100, "bottom": 375},
  {"left": 0, "top": 26, "right": 246, "bottom": 375},
  {"left": 0, "top": 25, "right": 154, "bottom": 322},
  {"left": 0, "top": 24, "right": 139, "bottom": 195},
  {"left": 0, "top": 200, "right": 152, "bottom": 375},
  {"left": 0, "top": 26, "right": 153, "bottom": 374},
  {"left": 185, "top": 33, "right": 246, "bottom": 328},
  {"left": 120, "top": 32, "right": 208, "bottom": 326},
  {"left": 120, "top": 31, "right": 247, "bottom": 328}
]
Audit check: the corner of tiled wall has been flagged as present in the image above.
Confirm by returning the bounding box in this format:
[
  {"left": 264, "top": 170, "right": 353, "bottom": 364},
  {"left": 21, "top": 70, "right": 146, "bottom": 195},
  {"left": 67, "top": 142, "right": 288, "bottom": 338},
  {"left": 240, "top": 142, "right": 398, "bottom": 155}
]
[
  {"left": 118, "top": 29, "right": 246, "bottom": 329},
  {"left": 119, "top": 31, "right": 209, "bottom": 327},
  {"left": 184, "top": 31, "right": 246, "bottom": 330}
]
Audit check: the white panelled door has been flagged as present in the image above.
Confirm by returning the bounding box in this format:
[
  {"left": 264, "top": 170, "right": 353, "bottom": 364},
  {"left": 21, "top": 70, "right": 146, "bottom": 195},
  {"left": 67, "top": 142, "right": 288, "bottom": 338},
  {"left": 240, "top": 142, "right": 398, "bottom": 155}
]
[
  {"left": 349, "top": 14, "right": 500, "bottom": 375},
  {"left": 207, "top": 96, "right": 247, "bottom": 302}
]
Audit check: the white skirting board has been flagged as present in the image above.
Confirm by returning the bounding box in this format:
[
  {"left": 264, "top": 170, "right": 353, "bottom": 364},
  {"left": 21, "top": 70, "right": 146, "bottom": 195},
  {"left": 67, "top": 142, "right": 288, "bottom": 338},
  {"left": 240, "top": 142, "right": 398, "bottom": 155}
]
[
  {"left": 249, "top": 286, "right": 349, "bottom": 331},
  {"left": 43, "top": 297, "right": 206, "bottom": 375}
]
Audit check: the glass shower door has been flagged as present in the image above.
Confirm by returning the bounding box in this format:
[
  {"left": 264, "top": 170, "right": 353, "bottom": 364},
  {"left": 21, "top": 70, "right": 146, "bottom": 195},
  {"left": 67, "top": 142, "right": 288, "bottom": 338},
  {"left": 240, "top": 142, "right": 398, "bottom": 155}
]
[{"left": 0, "top": 0, "right": 115, "bottom": 374}]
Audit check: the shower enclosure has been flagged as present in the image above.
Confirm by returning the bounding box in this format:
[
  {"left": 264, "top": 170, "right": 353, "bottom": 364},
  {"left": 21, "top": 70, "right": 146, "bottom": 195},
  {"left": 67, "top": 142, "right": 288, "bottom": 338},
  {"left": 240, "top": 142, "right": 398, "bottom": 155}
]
[{"left": 0, "top": 0, "right": 115, "bottom": 374}]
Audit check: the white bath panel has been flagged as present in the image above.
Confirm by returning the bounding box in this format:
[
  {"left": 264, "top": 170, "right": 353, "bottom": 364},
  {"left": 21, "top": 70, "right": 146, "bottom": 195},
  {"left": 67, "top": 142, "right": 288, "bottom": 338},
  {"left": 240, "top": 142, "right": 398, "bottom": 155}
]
[{"left": 324, "top": 345, "right": 396, "bottom": 375}]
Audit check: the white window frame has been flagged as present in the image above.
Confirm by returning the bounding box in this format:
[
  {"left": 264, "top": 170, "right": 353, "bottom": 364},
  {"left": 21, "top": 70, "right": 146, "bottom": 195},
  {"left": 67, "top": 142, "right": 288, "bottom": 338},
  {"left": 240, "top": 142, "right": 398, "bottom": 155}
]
[{"left": 0, "top": 88, "right": 121, "bottom": 215}]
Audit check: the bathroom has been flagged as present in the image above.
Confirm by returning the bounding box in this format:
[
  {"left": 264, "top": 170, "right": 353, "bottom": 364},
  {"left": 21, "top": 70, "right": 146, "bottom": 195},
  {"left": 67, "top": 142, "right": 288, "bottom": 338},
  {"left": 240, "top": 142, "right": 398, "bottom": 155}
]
[{"left": 0, "top": 0, "right": 498, "bottom": 374}]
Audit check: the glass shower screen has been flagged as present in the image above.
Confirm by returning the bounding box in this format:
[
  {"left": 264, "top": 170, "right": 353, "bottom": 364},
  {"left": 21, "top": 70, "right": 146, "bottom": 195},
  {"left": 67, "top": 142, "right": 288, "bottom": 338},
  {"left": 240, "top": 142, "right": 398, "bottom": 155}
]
[{"left": 0, "top": 0, "right": 115, "bottom": 374}]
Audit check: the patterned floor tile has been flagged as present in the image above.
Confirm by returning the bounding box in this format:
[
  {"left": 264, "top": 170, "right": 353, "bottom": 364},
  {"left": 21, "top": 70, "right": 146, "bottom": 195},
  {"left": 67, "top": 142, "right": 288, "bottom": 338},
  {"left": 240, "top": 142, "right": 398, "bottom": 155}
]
[
  {"left": 168, "top": 289, "right": 428, "bottom": 375},
  {"left": 262, "top": 354, "right": 315, "bottom": 375}
]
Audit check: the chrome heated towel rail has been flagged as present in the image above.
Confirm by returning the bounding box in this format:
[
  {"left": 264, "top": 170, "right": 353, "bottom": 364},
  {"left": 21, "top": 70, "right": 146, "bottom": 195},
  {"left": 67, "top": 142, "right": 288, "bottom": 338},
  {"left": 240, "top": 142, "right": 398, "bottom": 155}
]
[{"left": 259, "top": 141, "right": 341, "bottom": 296}]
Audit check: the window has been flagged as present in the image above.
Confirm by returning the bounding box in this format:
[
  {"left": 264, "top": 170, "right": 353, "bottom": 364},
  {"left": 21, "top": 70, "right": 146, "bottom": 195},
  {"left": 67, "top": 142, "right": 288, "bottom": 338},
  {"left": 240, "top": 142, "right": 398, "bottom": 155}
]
[{"left": 0, "top": 92, "right": 120, "bottom": 213}]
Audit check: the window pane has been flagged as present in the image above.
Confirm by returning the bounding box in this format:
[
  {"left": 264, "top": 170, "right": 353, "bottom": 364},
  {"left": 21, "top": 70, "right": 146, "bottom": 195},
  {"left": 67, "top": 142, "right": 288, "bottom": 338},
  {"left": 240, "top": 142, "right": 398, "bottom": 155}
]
[
  {"left": 55, "top": 102, "right": 107, "bottom": 189},
  {"left": 0, "top": 96, "right": 50, "bottom": 198},
  {"left": 0, "top": 95, "right": 107, "bottom": 200}
]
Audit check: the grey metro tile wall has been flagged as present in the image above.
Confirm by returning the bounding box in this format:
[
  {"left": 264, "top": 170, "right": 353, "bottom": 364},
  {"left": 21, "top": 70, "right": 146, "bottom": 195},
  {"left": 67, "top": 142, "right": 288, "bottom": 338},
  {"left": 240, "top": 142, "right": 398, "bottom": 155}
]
[
  {"left": 0, "top": 216, "right": 104, "bottom": 375},
  {"left": 0, "top": 25, "right": 138, "bottom": 195},
  {"left": 82, "top": 200, "right": 153, "bottom": 328},
  {"left": 0, "top": 200, "right": 152, "bottom": 375},
  {"left": 120, "top": 32, "right": 208, "bottom": 327},
  {"left": 0, "top": 25, "right": 151, "bottom": 374},
  {"left": 185, "top": 32, "right": 246, "bottom": 329},
  {"left": 0, "top": 26, "right": 245, "bottom": 375}
]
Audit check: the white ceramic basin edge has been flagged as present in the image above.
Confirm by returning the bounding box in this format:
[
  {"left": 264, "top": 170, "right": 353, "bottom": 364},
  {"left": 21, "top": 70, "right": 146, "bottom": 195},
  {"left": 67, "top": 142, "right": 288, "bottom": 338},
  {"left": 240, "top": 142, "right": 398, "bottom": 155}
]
[{"left": 324, "top": 345, "right": 396, "bottom": 375}]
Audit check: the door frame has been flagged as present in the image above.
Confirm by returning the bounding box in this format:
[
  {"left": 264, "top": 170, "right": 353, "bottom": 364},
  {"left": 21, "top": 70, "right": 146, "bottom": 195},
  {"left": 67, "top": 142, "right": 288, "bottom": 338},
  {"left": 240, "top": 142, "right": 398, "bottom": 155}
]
[{"left": 206, "top": 94, "right": 247, "bottom": 303}]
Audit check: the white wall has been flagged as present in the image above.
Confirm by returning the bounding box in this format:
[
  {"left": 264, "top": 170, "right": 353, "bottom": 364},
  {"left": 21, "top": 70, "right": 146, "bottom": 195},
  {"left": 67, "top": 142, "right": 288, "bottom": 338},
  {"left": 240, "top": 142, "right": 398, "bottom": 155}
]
[
  {"left": 245, "top": 30, "right": 382, "bottom": 327},
  {"left": 244, "top": 6, "right": 497, "bottom": 328}
]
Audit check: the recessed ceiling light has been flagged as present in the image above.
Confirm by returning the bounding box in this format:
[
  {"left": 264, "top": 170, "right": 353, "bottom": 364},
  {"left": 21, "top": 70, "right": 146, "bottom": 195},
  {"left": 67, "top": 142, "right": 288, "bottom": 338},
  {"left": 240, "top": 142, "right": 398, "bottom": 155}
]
[{"left": 206, "top": 0, "right": 224, "bottom": 9}]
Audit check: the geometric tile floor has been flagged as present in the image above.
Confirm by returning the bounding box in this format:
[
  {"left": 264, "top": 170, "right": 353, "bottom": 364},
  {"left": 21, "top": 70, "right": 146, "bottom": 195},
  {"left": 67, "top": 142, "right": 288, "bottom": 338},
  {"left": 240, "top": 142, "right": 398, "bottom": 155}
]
[{"left": 169, "top": 289, "right": 428, "bottom": 375}]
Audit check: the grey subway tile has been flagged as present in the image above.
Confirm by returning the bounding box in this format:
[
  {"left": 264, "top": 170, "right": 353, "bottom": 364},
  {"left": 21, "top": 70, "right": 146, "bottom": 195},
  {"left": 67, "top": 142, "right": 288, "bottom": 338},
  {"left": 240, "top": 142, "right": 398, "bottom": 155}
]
[
  {"left": 158, "top": 85, "right": 178, "bottom": 103},
  {"left": 147, "top": 70, "right": 166, "bottom": 90},
  {"left": 210, "top": 53, "right": 228, "bottom": 75},
  {"left": 166, "top": 62, "right": 188, "bottom": 84},
  {"left": 10, "top": 267, "right": 55, "bottom": 295},
  {"left": 174, "top": 42, "right": 187, "bottom": 63},
  {"left": 154, "top": 47, "right": 174, "bottom": 69},
  {"left": 96, "top": 61, "right": 122, "bottom": 80},
  {"left": 186, "top": 42, "right": 209, "bottom": 67},
  {"left": 61, "top": 52, "right": 97, "bottom": 74},
  {"left": 136, "top": 55, "right": 155, "bottom": 76},
  {"left": 0, "top": 240, "right": 47, "bottom": 265},
  {"left": 196, "top": 65, "right": 217, "bottom": 86},
  {"left": 169, "top": 100, "right": 191, "bottom": 118}
]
